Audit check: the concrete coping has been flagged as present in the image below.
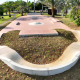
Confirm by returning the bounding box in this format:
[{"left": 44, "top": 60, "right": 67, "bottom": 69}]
[{"left": 0, "top": 29, "right": 80, "bottom": 76}]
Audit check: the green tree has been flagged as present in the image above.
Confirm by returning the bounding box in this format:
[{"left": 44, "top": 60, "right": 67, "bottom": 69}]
[
  {"left": 0, "top": 5, "right": 3, "bottom": 16},
  {"left": 39, "top": 0, "right": 44, "bottom": 13},
  {"left": 2, "top": 1, "right": 14, "bottom": 17},
  {"left": 14, "top": 0, "right": 27, "bottom": 16},
  {"left": 21, "top": 1, "right": 27, "bottom": 16}
]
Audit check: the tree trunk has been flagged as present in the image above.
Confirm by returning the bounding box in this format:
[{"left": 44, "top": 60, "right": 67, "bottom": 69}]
[
  {"left": 21, "top": 8, "right": 23, "bottom": 16},
  {"left": 34, "top": 0, "right": 35, "bottom": 13},
  {"left": 27, "top": 0, "right": 29, "bottom": 13},
  {"left": 9, "top": 9, "right": 11, "bottom": 17},
  {"left": 52, "top": 0, "right": 54, "bottom": 17},
  {"left": 6, "top": 12, "right": 7, "bottom": 15},
  {"left": 65, "top": 9, "right": 67, "bottom": 18},
  {"left": 42, "top": 3, "right": 43, "bottom": 14}
]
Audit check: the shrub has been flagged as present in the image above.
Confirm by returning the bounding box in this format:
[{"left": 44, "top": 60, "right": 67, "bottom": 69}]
[
  {"left": 74, "top": 18, "right": 80, "bottom": 26},
  {"left": 74, "top": 9, "right": 80, "bottom": 26},
  {"left": 77, "top": 9, "right": 80, "bottom": 18}
]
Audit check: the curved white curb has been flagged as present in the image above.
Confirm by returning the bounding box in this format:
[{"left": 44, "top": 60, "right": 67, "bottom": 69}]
[
  {"left": 0, "top": 33, "right": 3, "bottom": 38},
  {"left": 0, "top": 30, "right": 80, "bottom": 76}
]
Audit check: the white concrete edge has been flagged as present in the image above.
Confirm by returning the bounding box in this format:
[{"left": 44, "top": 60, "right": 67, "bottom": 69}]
[
  {"left": 0, "top": 46, "right": 7, "bottom": 49},
  {"left": 0, "top": 33, "right": 4, "bottom": 38},
  {"left": 0, "top": 57, "right": 49, "bottom": 76},
  {"left": 48, "top": 53, "right": 80, "bottom": 75},
  {"left": 0, "top": 51, "right": 80, "bottom": 76},
  {"left": 19, "top": 33, "right": 59, "bottom": 37}
]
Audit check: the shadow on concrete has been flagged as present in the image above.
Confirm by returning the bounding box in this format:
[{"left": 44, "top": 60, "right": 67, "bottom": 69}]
[
  {"left": 5, "top": 27, "right": 13, "bottom": 29},
  {"left": 15, "top": 16, "right": 47, "bottom": 21},
  {"left": 57, "top": 21, "right": 63, "bottom": 23}
]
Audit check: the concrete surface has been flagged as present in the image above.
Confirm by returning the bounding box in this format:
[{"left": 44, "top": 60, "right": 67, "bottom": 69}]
[{"left": 0, "top": 14, "right": 72, "bottom": 37}]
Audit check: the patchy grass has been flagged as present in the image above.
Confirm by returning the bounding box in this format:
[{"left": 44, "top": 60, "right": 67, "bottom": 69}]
[
  {"left": 16, "top": 14, "right": 22, "bottom": 18},
  {"left": 3, "top": 12, "right": 14, "bottom": 15},
  {"left": 12, "top": 13, "right": 27, "bottom": 21},
  {"left": 55, "top": 14, "right": 72, "bottom": 25},
  {"left": 0, "top": 29, "right": 77, "bottom": 64},
  {"left": 30, "top": 10, "right": 41, "bottom": 13},
  {"left": 0, "top": 22, "right": 11, "bottom": 31},
  {"left": 54, "top": 13, "right": 80, "bottom": 30},
  {"left": 42, "top": 13, "right": 52, "bottom": 17}
]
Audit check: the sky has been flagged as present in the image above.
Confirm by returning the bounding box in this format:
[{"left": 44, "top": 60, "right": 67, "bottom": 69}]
[{"left": 0, "top": 0, "right": 38, "bottom": 4}]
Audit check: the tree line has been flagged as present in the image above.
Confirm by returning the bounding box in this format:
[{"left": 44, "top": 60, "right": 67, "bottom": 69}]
[{"left": 0, "top": 0, "right": 44, "bottom": 17}]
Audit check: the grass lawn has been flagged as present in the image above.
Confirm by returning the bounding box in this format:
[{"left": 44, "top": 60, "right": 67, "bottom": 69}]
[
  {"left": 30, "top": 10, "right": 40, "bottom": 13},
  {"left": 0, "top": 13, "right": 27, "bottom": 24},
  {"left": 3, "top": 12, "right": 14, "bottom": 15},
  {"left": 12, "top": 13, "right": 27, "bottom": 21},
  {"left": 0, "top": 22, "right": 11, "bottom": 31},
  {"left": 0, "top": 14, "right": 13, "bottom": 24},
  {"left": 15, "top": 14, "right": 23, "bottom": 18},
  {"left": 42, "top": 13, "right": 52, "bottom": 17},
  {"left": 0, "top": 13, "right": 80, "bottom": 80}
]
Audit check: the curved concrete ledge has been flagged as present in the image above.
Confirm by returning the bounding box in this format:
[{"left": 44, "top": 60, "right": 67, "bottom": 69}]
[
  {"left": 0, "top": 30, "right": 80, "bottom": 76},
  {"left": 0, "top": 33, "right": 4, "bottom": 38},
  {"left": 70, "top": 30, "right": 80, "bottom": 42}
]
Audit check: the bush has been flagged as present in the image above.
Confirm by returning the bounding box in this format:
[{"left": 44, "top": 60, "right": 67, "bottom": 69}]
[
  {"left": 74, "top": 18, "right": 80, "bottom": 26},
  {"left": 74, "top": 9, "right": 80, "bottom": 26},
  {"left": 77, "top": 9, "right": 80, "bottom": 18}
]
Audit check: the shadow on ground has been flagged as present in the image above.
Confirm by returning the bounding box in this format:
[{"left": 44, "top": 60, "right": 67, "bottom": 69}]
[{"left": 15, "top": 16, "right": 49, "bottom": 21}]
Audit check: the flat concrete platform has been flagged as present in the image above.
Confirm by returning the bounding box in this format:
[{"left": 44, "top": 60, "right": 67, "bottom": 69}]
[{"left": 0, "top": 14, "right": 72, "bottom": 37}]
